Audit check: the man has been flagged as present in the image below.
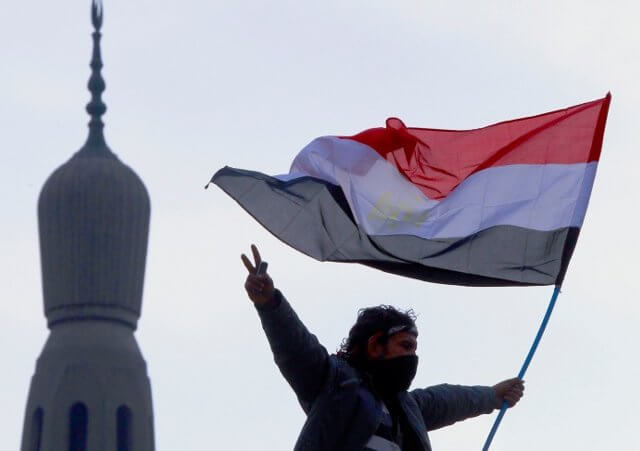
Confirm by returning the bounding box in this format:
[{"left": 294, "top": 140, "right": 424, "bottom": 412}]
[{"left": 242, "top": 245, "right": 524, "bottom": 451}]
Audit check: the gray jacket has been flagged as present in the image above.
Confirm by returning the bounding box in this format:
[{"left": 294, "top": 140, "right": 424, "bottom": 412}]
[{"left": 257, "top": 291, "right": 497, "bottom": 451}]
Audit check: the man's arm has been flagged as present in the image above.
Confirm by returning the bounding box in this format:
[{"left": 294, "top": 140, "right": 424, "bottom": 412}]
[
  {"left": 411, "top": 384, "right": 497, "bottom": 431},
  {"left": 411, "top": 378, "right": 524, "bottom": 431},
  {"left": 242, "top": 245, "right": 330, "bottom": 413}
]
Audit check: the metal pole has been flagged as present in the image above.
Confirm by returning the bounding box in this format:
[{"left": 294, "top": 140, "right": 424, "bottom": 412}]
[{"left": 482, "top": 285, "right": 561, "bottom": 450}]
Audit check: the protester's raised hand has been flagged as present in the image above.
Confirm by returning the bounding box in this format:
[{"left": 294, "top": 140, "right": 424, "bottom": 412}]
[
  {"left": 241, "top": 244, "right": 275, "bottom": 306},
  {"left": 493, "top": 378, "right": 525, "bottom": 408}
]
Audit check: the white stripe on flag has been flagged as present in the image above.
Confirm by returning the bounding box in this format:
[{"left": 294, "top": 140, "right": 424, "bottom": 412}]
[{"left": 278, "top": 136, "right": 596, "bottom": 239}]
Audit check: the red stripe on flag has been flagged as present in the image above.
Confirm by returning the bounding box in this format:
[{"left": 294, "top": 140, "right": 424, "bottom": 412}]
[{"left": 344, "top": 95, "right": 610, "bottom": 200}]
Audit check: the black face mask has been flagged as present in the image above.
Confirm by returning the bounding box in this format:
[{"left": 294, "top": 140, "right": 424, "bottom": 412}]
[{"left": 367, "top": 354, "right": 419, "bottom": 397}]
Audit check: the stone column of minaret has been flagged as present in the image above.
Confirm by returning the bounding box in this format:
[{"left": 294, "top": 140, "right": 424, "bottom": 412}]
[{"left": 21, "top": 1, "right": 155, "bottom": 449}]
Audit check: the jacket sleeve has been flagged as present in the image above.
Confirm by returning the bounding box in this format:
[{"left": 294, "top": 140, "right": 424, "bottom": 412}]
[
  {"left": 410, "top": 384, "right": 496, "bottom": 431},
  {"left": 255, "top": 290, "right": 331, "bottom": 413}
]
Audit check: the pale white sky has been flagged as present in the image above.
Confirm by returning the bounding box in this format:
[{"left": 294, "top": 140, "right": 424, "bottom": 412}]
[{"left": 2, "top": 1, "right": 639, "bottom": 449}]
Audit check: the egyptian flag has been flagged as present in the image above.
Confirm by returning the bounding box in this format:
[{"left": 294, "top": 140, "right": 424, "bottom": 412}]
[{"left": 209, "top": 94, "right": 610, "bottom": 287}]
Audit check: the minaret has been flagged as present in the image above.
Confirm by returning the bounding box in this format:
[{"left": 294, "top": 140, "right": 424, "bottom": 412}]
[{"left": 21, "top": 1, "right": 154, "bottom": 449}]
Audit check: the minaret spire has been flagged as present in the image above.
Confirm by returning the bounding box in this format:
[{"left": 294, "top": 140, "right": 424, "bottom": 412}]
[{"left": 84, "top": 0, "right": 110, "bottom": 152}]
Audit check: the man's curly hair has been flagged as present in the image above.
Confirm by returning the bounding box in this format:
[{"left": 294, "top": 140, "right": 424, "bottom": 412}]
[{"left": 337, "top": 305, "right": 417, "bottom": 369}]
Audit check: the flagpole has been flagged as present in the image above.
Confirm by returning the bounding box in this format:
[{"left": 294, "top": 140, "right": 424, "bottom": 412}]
[{"left": 482, "top": 285, "right": 561, "bottom": 451}]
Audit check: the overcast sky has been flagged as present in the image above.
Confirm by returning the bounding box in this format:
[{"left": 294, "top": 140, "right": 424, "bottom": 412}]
[{"left": 2, "top": 1, "right": 639, "bottom": 449}]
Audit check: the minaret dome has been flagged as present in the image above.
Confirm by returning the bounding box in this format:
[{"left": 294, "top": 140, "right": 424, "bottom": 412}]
[{"left": 37, "top": 0, "right": 150, "bottom": 330}]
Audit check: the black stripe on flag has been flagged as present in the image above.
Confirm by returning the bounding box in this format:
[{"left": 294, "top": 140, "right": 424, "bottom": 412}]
[{"left": 211, "top": 167, "right": 578, "bottom": 287}]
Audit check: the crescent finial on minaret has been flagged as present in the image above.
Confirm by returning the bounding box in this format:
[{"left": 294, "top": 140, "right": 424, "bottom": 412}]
[{"left": 92, "top": 0, "right": 103, "bottom": 29}]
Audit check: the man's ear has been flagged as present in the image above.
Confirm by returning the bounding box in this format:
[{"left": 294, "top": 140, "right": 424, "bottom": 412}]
[{"left": 367, "top": 332, "right": 385, "bottom": 359}]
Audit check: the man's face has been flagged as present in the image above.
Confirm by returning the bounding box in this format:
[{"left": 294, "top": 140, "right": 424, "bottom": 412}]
[{"left": 368, "top": 331, "right": 418, "bottom": 360}]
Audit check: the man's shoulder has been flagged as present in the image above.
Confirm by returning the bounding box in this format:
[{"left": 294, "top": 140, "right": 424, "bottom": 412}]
[
  {"left": 327, "top": 354, "right": 366, "bottom": 386},
  {"left": 329, "top": 354, "right": 356, "bottom": 374}
]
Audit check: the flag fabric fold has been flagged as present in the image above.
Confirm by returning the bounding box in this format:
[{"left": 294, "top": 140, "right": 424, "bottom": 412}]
[{"left": 210, "top": 94, "right": 610, "bottom": 287}]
